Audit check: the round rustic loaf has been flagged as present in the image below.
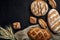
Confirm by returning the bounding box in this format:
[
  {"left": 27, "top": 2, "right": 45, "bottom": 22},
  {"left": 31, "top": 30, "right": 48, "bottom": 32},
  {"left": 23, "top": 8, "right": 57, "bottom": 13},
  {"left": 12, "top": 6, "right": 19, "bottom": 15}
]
[{"left": 31, "top": 0, "right": 48, "bottom": 16}]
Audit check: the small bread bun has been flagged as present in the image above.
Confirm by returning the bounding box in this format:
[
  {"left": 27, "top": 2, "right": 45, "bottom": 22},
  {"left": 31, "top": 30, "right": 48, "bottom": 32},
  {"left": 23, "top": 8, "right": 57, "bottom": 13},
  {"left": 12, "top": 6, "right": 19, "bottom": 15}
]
[
  {"left": 30, "top": 16, "right": 37, "bottom": 24},
  {"left": 49, "top": 0, "right": 57, "bottom": 8},
  {"left": 13, "top": 22, "right": 21, "bottom": 29},
  {"left": 48, "top": 9, "right": 60, "bottom": 34},
  {"left": 31, "top": 1, "right": 48, "bottom": 16},
  {"left": 38, "top": 19, "right": 47, "bottom": 29},
  {"left": 27, "top": 27, "right": 51, "bottom": 40}
]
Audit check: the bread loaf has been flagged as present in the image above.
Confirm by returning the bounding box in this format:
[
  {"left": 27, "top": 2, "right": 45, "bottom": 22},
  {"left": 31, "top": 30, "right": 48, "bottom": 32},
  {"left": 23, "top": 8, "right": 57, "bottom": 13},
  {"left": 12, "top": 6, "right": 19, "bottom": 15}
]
[
  {"left": 30, "top": 16, "right": 37, "bottom": 24},
  {"left": 48, "top": 9, "right": 60, "bottom": 34},
  {"left": 38, "top": 19, "right": 47, "bottom": 29},
  {"left": 13, "top": 22, "right": 21, "bottom": 29},
  {"left": 27, "top": 27, "right": 51, "bottom": 40},
  {"left": 49, "top": 0, "right": 57, "bottom": 8},
  {"left": 31, "top": 1, "right": 48, "bottom": 16}
]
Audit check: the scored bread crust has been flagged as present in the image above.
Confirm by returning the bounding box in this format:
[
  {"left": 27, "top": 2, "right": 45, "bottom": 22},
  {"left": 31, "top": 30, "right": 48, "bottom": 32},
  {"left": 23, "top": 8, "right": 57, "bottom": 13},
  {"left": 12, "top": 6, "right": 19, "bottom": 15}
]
[
  {"left": 30, "top": 16, "right": 37, "bottom": 24},
  {"left": 51, "top": 19, "right": 60, "bottom": 33},
  {"left": 27, "top": 27, "right": 45, "bottom": 40},
  {"left": 31, "top": 1, "right": 48, "bottom": 16},
  {"left": 49, "top": 0, "right": 57, "bottom": 8},
  {"left": 28, "top": 27, "right": 51, "bottom": 40},
  {"left": 48, "top": 9, "right": 60, "bottom": 34},
  {"left": 48, "top": 9, "right": 59, "bottom": 26},
  {"left": 41, "top": 29, "right": 51, "bottom": 40},
  {"left": 38, "top": 19, "right": 47, "bottom": 29}
]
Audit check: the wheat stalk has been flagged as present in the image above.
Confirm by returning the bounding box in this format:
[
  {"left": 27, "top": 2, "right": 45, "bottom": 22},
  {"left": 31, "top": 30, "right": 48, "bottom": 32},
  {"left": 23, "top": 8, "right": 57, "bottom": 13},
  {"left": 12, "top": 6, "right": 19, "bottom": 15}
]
[{"left": 0, "top": 26, "right": 15, "bottom": 40}]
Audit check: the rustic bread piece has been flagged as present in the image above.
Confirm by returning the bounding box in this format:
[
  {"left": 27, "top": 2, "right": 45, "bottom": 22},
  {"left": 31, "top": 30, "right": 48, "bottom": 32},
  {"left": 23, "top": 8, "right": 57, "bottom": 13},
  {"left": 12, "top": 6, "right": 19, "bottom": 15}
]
[
  {"left": 42, "top": 29, "right": 51, "bottom": 40},
  {"left": 27, "top": 27, "right": 45, "bottom": 40},
  {"left": 30, "top": 16, "right": 37, "bottom": 24},
  {"left": 27, "top": 27, "right": 51, "bottom": 40},
  {"left": 38, "top": 19, "right": 47, "bottom": 29},
  {"left": 51, "top": 19, "right": 60, "bottom": 33},
  {"left": 13, "top": 22, "right": 21, "bottom": 29},
  {"left": 48, "top": 9, "right": 60, "bottom": 34},
  {"left": 49, "top": 0, "right": 57, "bottom": 8},
  {"left": 31, "top": 1, "right": 48, "bottom": 16},
  {"left": 48, "top": 9, "right": 59, "bottom": 26}
]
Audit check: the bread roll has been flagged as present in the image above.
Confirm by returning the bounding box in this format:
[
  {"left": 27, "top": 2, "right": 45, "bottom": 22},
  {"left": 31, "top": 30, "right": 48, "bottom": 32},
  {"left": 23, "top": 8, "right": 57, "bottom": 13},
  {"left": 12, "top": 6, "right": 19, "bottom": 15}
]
[
  {"left": 42, "top": 29, "right": 51, "bottom": 40},
  {"left": 49, "top": 0, "right": 57, "bottom": 8},
  {"left": 13, "top": 22, "right": 21, "bottom": 29},
  {"left": 48, "top": 9, "right": 60, "bottom": 34},
  {"left": 31, "top": 1, "right": 48, "bottom": 16},
  {"left": 30, "top": 16, "right": 37, "bottom": 24},
  {"left": 27, "top": 27, "right": 51, "bottom": 40},
  {"left": 38, "top": 19, "right": 47, "bottom": 29}
]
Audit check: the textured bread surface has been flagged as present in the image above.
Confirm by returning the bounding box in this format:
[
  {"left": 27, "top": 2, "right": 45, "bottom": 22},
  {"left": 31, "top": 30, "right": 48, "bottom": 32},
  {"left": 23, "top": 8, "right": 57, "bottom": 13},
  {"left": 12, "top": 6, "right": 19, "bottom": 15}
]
[
  {"left": 48, "top": 9, "right": 60, "bottom": 34},
  {"left": 31, "top": 1, "right": 48, "bottom": 16}
]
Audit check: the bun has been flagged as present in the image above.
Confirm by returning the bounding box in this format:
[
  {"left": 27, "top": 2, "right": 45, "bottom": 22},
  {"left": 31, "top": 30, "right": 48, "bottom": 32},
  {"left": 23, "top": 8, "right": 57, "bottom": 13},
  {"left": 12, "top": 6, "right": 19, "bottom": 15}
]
[
  {"left": 30, "top": 16, "right": 37, "bottom": 24},
  {"left": 49, "top": 0, "right": 57, "bottom": 8},
  {"left": 38, "top": 19, "right": 47, "bottom": 29},
  {"left": 13, "top": 22, "right": 21, "bottom": 29}
]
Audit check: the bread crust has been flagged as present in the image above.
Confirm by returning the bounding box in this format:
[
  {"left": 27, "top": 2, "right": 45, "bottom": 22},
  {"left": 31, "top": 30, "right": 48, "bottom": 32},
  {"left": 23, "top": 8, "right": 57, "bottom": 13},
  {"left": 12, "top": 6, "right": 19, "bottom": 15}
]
[
  {"left": 13, "top": 22, "right": 21, "bottom": 29},
  {"left": 38, "top": 19, "right": 47, "bottom": 29},
  {"left": 30, "top": 16, "right": 37, "bottom": 24},
  {"left": 48, "top": 9, "right": 60, "bottom": 34},
  {"left": 27, "top": 27, "right": 51, "bottom": 40},
  {"left": 31, "top": 1, "right": 48, "bottom": 16},
  {"left": 49, "top": 0, "right": 57, "bottom": 8}
]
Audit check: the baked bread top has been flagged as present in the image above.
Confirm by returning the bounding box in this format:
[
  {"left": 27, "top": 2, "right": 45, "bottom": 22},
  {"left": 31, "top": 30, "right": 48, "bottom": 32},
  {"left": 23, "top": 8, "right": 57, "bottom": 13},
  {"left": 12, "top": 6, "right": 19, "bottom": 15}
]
[
  {"left": 48, "top": 9, "right": 60, "bottom": 34},
  {"left": 27, "top": 27, "right": 51, "bottom": 40},
  {"left": 31, "top": 1, "right": 48, "bottom": 16}
]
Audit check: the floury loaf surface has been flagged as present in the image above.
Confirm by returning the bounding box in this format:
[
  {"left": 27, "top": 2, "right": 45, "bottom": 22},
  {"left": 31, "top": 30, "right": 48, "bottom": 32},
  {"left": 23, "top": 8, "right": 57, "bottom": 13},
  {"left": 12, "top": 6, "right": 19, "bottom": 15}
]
[
  {"left": 31, "top": 1, "right": 48, "bottom": 16},
  {"left": 48, "top": 9, "right": 60, "bottom": 34}
]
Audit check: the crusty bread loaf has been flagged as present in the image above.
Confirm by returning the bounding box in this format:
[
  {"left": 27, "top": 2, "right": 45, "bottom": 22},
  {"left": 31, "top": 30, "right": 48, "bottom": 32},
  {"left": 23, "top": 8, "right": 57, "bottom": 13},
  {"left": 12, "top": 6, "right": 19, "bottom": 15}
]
[
  {"left": 38, "top": 19, "right": 47, "bottom": 29},
  {"left": 49, "top": 0, "right": 57, "bottom": 8},
  {"left": 30, "top": 16, "right": 37, "bottom": 24},
  {"left": 27, "top": 27, "right": 51, "bottom": 40},
  {"left": 48, "top": 9, "right": 60, "bottom": 34},
  {"left": 31, "top": 1, "right": 48, "bottom": 16},
  {"left": 42, "top": 29, "right": 51, "bottom": 40}
]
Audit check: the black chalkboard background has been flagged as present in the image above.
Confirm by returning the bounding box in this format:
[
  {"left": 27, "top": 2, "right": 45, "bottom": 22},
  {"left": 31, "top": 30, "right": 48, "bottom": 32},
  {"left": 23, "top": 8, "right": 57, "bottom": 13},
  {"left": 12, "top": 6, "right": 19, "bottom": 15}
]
[{"left": 0, "top": 0, "right": 60, "bottom": 40}]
